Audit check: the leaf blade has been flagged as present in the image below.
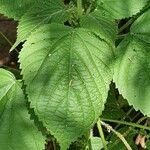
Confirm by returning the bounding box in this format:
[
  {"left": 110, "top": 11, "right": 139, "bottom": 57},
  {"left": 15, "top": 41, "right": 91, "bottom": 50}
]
[
  {"left": 97, "top": 0, "right": 148, "bottom": 19},
  {"left": 0, "top": 69, "right": 45, "bottom": 150},
  {"left": 19, "top": 23, "right": 114, "bottom": 149},
  {"left": 11, "top": 1, "right": 71, "bottom": 51},
  {"left": 80, "top": 10, "right": 117, "bottom": 47},
  {"left": 0, "top": 0, "right": 36, "bottom": 20}
]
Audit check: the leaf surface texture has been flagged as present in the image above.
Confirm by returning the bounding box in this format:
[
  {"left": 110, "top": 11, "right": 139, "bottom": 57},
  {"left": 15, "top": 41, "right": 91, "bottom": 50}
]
[
  {"left": 97, "top": 0, "right": 148, "bottom": 19},
  {"left": 11, "top": 0, "right": 70, "bottom": 50},
  {"left": 19, "top": 23, "right": 114, "bottom": 149},
  {"left": 114, "top": 10, "right": 150, "bottom": 116},
  {"left": 0, "top": 69, "right": 45, "bottom": 150}
]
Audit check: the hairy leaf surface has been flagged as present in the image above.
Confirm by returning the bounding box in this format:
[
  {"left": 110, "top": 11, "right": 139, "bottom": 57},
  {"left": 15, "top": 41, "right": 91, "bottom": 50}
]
[
  {"left": 114, "top": 10, "right": 150, "bottom": 116},
  {"left": 0, "top": 69, "right": 45, "bottom": 150},
  {"left": 80, "top": 10, "right": 117, "bottom": 47},
  {"left": 19, "top": 23, "right": 114, "bottom": 149},
  {"left": 97, "top": 0, "right": 148, "bottom": 19},
  {"left": 0, "top": 0, "right": 35, "bottom": 20},
  {"left": 131, "top": 9, "right": 150, "bottom": 44},
  {"left": 11, "top": 0, "right": 71, "bottom": 51}
]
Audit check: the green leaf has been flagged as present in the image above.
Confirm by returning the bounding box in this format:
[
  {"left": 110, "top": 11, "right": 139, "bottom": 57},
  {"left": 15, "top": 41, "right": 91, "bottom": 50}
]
[
  {"left": 19, "top": 23, "right": 114, "bottom": 149},
  {"left": 91, "top": 137, "right": 104, "bottom": 150},
  {"left": 113, "top": 10, "right": 150, "bottom": 116},
  {"left": 11, "top": 0, "right": 71, "bottom": 51},
  {"left": 131, "top": 9, "right": 150, "bottom": 44},
  {"left": 80, "top": 10, "right": 117, "bottom": 47},
  {"left": 114, "top": 36, "right": 150, "bottom": 116},
  {"left": 0, "top": 69, "right": 45, "bottom": 150},
  {"left": 0, "top": 0, "right": 36, "bottom": 20},
  {"left": 97, "top": 0, "right": 148, "bottom": 19}
]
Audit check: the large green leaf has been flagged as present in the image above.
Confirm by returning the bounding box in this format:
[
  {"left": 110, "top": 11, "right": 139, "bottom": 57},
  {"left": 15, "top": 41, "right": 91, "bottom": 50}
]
[
  {"left": 19, "top": 23, "right": 114, "bottom": 149},
  {"left": 97, "top": 0, "right": 148, "bottom": 19},
  {"left": 0, "top": 0, "right": 36, "bottom": 20},
  {"left": 113, "top": 10, "right": 150, "bottom": 116},
  {"left": 0, "top": 69, "right": 45, "bottom": 150},
  {"left": 11, "top": 0, "right": 71, "bottom": 51}
]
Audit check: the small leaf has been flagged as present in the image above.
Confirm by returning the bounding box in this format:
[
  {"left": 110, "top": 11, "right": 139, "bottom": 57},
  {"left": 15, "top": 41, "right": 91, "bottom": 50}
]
[
  {"left": 0, "top": 69, "right": 45, "bottom": 150},
  {"left": 19, "top": 23, "right": 114, "bottom": 149},
  {"left": 113, "top": 10, "right": 150, "bottom": 116},
  {"left": 97, "top": 0, "right": 148, "bottom": 19},
  {"left": 11, "top": 0, "right": 71, "bottom": 51}
]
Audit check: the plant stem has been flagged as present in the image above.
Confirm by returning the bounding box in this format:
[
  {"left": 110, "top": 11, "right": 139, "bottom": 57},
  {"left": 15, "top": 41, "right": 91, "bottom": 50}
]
[
  {"left": 118, "top": 18, "right": 133, "bottom": 34},
  {"left": 100, "top": 121, "right": 132, "bottom": 150},
  {"left": 1, "top": 64, "right": 20, "bottom": 73},
  {"left": 88, "top": 129, "right": 93, "bottom": 150},
  {"left": 137, "top": 116, "right": 148, "bottom": 124},
  {"left": 0, "top": 31, "right": 19, "bottom": 53},
  {"left": 131, "top": 112, "right": 141, "bottom": 121},
  {"left": 88, "top": 139, "right": 93, "bottom": 150},
  {"left": 116, "top": 34, "right": 126, "bottom": 39},
  {"left": 108, "top": 116, "right": 148, "bottom": 148},
  {"left": 77, "top": 0, "right": 83, "bottom": 18},
  {"left": 101, "top": 118, "right": 150, "bottom": 131},
  {"left": 114, "top": 107, "right": 134, "bottom": 130},
  {"left": 86, "top": 4, "right": 92, "bottom": 14},
  {"left": 97, "top": 119, "right": 107, "bottom": 150}
]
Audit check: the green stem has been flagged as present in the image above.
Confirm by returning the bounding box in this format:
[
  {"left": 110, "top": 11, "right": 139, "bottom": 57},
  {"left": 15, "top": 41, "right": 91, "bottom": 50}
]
[
  {"left": 137, "top": 116, "right": 148, "bottom": 124},
  {"left": 88, "top": 139, "right": 93, "bottom": 150},
  {"left": 77, "top": 0, "right": 83, "bottom": 18},
  {"left": 1, "top": 64, "right": 20, "bottom": 73},
  {"left": 86, "top": 4, "right": 92, "bottom": 14},
  {"left": 131, "top": 112, "right": 141, "bottom": 121},
  {"left": 114, "top": 107, "right": 134, "bottom": 130},
  {"left": 108, "top": 116, "right": 148, "bottom": 148},
  {"left": 97, "top": 119, "right": 107, "bottom": 150},
  {"left": 101, "top": 118, "right": 150, "bottom": 131},
  {"left": 101, "top": 121, "right": 132, "bottom": 150},
  {"left": 117, "top": 33, "right": 129, "bottom": 38},
  {"left": 0, "top": 31, "right": 19, "bottom": 53},
  {"left": 88, "top": 130, "right": 93, "bottom": 150},
  {"left": 118, "top": 18, "right": 133, "bottom": 34}
]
